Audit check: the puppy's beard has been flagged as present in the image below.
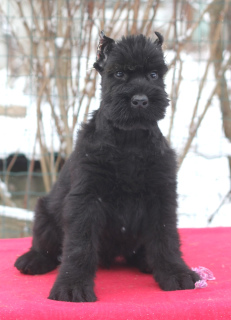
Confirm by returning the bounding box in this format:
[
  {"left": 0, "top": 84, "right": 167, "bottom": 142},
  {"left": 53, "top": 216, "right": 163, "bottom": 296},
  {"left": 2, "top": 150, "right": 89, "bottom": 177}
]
[{"left": 102, "top": 103, "right": 156, "bottom": 130}]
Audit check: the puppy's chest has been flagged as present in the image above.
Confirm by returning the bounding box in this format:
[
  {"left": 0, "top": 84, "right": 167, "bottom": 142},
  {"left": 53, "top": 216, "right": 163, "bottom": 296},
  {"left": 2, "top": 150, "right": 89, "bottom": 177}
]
[
  {"left": 107, "top": 146, "right": 153, "bottom": 195},
  {"left": 115, "top": 151, "right": 145, "bottom": 180}
]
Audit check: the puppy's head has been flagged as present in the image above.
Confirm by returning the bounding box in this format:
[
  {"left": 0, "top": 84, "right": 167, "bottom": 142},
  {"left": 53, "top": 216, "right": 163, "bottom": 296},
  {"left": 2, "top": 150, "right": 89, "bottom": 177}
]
[{"left": 94, "top": 32, "right": 169, "bottom": 130}]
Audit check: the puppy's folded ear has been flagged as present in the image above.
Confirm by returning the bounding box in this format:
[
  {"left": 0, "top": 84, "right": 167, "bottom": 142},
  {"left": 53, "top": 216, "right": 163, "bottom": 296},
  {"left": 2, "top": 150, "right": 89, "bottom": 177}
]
[
  {"left": 93, "top": 31, "right": 115, "bottom": 75},
  {"left": 154, "top": 31, "right": 164, "bottom": 47}
]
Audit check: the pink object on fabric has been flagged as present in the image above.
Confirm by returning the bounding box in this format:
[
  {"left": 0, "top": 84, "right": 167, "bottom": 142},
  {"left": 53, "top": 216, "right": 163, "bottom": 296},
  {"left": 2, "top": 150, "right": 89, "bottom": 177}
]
[
  {"left": 192, "top": 266, "right": 216, "bottom": 289},
  {"left": 194, "top": 280, "right": 208, "bottom": 289}
]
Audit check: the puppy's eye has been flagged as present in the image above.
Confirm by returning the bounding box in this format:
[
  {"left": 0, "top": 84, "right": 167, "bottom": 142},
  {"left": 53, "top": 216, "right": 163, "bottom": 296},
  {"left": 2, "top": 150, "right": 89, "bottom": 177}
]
[
  {"left": 114, "top": 71, "right": 125, "bottom": 78},
  {"left": 150, "top": 72, "right": 158, "bottom": 80}
]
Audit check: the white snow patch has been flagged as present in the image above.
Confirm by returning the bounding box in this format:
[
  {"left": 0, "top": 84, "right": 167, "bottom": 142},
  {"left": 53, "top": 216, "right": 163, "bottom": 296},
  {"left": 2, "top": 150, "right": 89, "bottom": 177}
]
[
  {"left": 55, "top": 37, "right": 64, "bottom": 48},
  {"left": 0, "top": 205, "right": 33, "bottom": 221}
]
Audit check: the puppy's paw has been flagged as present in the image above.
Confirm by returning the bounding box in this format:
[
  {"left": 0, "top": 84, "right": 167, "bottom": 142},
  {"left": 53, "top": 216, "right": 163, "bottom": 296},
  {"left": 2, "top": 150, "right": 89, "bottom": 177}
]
[
  {"left": 14, "top": 250, "right": 58, "bottom": 275},
  {"left": 48, "top": 281, "right": 97, "bottom": 302},
  {"left": 155, "top": 269, "right": 200, "bottom": 291}
]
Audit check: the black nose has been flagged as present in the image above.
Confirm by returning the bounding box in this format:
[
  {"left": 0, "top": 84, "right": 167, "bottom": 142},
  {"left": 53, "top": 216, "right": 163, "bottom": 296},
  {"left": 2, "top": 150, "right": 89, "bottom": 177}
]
[{"left": 131, "top": 94, "right": 149, "bottom": 108}]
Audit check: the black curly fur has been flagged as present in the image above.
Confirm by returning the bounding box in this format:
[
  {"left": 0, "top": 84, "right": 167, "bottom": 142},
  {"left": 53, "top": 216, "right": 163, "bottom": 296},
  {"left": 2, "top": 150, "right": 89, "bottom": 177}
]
[{"left": 14, "top": 33, "right": 200, "bottom": 302}]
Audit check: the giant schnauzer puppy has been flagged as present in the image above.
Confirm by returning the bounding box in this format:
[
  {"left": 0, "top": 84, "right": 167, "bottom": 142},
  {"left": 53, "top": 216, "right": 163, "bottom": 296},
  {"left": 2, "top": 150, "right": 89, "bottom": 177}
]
[{"left": 15, "top": 31, "right": 200, "bottom": 302}]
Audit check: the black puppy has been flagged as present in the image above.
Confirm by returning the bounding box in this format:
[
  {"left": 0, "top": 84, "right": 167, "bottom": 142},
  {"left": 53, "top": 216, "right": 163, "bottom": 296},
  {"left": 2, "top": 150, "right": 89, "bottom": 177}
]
[{"left": 15, "top": 31, "right": 199, "bottom": 302}]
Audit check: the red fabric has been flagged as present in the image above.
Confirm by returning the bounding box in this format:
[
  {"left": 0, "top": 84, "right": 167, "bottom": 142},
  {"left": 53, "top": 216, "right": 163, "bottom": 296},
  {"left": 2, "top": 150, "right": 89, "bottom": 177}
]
[{"left": 0, "top": 228, "right": 231, "bottom": 320}]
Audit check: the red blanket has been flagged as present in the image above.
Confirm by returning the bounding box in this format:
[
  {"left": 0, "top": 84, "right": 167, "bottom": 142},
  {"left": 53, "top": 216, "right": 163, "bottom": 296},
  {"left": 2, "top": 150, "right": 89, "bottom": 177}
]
[{"left": 0, "top": 228, "right": 231, "bottom": 319}]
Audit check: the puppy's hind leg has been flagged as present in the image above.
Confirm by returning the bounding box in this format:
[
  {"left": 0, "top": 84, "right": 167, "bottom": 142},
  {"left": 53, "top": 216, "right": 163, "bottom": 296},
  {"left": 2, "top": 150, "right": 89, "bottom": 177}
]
[{"left": 15, "top": 197, "right": 62, "bottom": 275}]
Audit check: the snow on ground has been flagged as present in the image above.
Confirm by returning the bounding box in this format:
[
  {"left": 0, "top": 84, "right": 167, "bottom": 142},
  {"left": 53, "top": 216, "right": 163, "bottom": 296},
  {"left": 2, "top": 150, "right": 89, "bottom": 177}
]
[
  {"left": 177, "top": 154, "right": 231, "bottom": 227},
  {"left": 0, "top": 51, "right": 230, "bottom": 228},
  {"left": 0, "top": 205, "right": 33, "bottom": 221}
]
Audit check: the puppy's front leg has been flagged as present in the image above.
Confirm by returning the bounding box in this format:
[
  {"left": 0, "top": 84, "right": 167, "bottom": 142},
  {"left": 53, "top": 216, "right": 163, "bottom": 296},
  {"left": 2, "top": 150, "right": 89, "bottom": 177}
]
[
  {"left": 48, "top": 193, "right": 103, "bottom": 302},
  {"left": 146, "top": 187, "right": 200, "bottom": 291},
  {"left": 147, "top": 224, "right": 200, "bottom": 291}
]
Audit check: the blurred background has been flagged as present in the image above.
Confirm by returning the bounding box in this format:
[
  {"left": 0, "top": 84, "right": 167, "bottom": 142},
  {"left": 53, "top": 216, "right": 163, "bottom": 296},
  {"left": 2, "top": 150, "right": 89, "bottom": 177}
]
[{"left": 0, "top": 0, "right": 230, "bottom": 238}]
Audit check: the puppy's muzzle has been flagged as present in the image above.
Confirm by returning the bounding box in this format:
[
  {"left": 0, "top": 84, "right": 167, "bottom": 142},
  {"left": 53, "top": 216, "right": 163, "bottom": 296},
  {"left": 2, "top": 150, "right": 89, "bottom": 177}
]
[{"left": 131, "top": 94, "right": 149, "bottom": 109}]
